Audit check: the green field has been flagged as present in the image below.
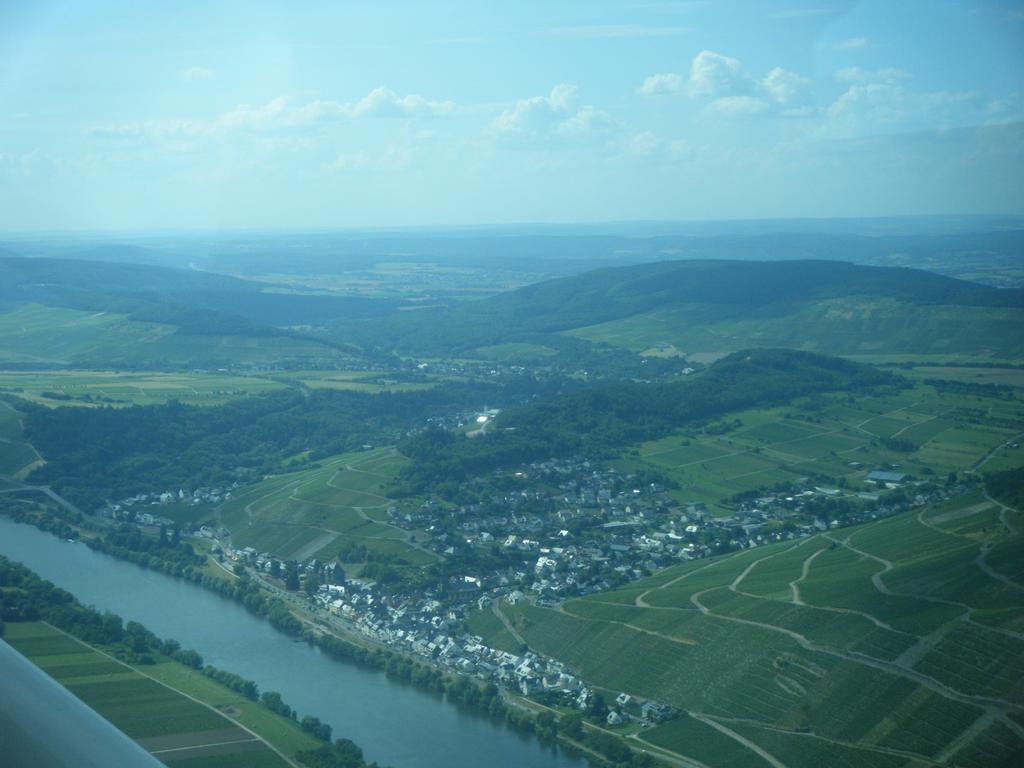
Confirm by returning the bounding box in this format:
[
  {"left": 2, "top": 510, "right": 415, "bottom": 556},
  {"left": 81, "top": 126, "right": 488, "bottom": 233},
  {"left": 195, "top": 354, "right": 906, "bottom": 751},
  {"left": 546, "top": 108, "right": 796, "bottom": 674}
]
[
  {"left": 475, "top": 342, "right": 558, "bottom": 363},
  {"left": 220, "top": 447, "right": 435, "bottom": 567},
  {"left": 618, "top": 381, "right": 1024, "bottom": 513},
  {"left": 270, "top": 369, "right": 440, "bottom": 393},
  {"left": 0, "top": 370, "right": 287, "bottom": 408},
  {"left": 0, "top": 302, "right": 349, "bottom": 369},
  {"left": 484, "top": 489, "right": 1024, "bottom": 768},
  {"left": 3, "top": 622, "right": 305, "bottom": 766}
]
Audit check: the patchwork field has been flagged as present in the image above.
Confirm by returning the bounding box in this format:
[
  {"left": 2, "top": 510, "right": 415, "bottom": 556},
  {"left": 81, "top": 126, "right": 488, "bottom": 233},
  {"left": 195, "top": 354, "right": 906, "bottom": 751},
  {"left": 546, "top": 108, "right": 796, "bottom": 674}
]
[
  {"left": 220, "top": 447, "right": 435, "bottom": 567},
  {"left": 490, "top": 488, "right": 1024, "bottom": 768},
  {"left": 0, "top": 370, "right": 287, "bottom": 408},
  {"left": 619, "top": 381, "right": 1024, "bottom": 512},
  {"left": 3, "top": 622, "right": 305, "bottom": 766}
]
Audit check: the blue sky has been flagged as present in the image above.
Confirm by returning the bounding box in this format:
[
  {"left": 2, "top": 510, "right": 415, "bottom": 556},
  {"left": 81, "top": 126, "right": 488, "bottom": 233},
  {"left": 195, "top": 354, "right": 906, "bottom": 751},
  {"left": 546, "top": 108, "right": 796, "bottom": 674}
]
[{"left": 1, "top": 0, "right": 1022, "bottom": 230}]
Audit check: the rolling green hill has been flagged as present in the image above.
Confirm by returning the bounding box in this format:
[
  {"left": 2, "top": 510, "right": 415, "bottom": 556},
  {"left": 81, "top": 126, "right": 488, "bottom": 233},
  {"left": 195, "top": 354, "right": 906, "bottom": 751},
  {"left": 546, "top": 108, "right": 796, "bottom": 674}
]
[
  {"left": 489, "top": 487, "right": 1024, "bottom": 768},
  {"left": 347, "top": 260, "right": 1024, "bottom": 361},
  {"left": 0, "top": 257, "right": 403, "bottom": 369}
]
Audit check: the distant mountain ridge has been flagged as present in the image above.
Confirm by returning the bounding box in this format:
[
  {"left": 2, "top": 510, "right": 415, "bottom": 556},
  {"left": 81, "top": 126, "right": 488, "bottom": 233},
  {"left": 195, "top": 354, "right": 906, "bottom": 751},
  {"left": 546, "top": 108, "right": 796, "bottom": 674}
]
[
  {"left": 485, "top": 258, "right": 1023, "bottom": 330},
  {"left": 1, "top": 255, "right": 1021, "bottom": 365},
  {"left": 346, "top": 259, "right": 1024, "bottom": 358}
]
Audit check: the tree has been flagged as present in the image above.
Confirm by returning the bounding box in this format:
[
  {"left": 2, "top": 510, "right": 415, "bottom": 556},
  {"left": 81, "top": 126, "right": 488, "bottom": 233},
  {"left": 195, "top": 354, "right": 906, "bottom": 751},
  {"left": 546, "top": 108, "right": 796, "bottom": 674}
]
[
  {"left": 588, "top": 691, "right": 609, "bottom": 721},
  {"left": 285, "top": 561, "right": 300, "bottom": 591},
  {"left": 305, "top": 568, "right": 321, "bottom": 596},
  {"left": 562, "top": 712, "right": 584, "bottom": 740}
]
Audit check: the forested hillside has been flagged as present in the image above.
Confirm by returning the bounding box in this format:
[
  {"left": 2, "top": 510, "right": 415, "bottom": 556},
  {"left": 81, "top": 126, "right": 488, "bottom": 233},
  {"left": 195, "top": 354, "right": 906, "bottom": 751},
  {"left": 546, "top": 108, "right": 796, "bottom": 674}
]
[{"left": 394, "top": 349, "right": 901, "bottom": 496}]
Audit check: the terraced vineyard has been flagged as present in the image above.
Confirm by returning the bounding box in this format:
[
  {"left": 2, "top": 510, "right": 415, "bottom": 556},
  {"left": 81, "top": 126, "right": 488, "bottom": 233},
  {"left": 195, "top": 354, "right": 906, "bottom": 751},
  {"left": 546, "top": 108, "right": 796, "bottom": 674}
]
[
  {"left": 219, "top": 447, "right": 435, "bottom": 568},
  {"left": 621, "top": 381, "right": 1024, "bottom": 513},
  {"left": 498, "top": 487, "right": 1024, "bottom": 767}
]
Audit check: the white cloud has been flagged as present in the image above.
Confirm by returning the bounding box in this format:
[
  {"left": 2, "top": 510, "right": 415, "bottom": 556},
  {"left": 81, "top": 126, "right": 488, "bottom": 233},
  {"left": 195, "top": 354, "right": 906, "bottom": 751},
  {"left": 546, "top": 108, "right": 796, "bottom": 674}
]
[
  {"left": 350, "top": 86, "right": 455, "bottom": 118},
  {"left": 827, "top": 82, "right": 906, "bottom": 123},
  {"left": 638, "top": 73, "right": 684, "bottom": 97},
  {"left": 86, "top": 87, "right": 456, "bottom": 145},
  {"left": 705, "top": 95, "right": 771, "bottom": 117},
  {"left": 555, "top": 106, "right": 613, "bottom": 137},
  {"left": 762, "top": 67, "right": 810, "bottom": 105},
  {"left": 676, "top": 52, "right": 810, "bottom": 116},
  {"left": 182, "top": 66, "right": 214, "bottom": 82},
  {"left": 824, "top": 68, "right": 991, "bottom": 138},
  {"left": 688, "top": 50, "right": 752, "bottom": 97},
  {"left": 491, "top": 85, "right": 612, "bottom": 142}
]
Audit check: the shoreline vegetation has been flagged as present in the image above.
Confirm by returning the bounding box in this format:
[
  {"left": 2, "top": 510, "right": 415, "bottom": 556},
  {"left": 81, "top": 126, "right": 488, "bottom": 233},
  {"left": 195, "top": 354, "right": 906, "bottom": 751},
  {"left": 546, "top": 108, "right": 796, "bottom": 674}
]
[{"left": 0, "top": 556, "right": 376, "bottom": 768}]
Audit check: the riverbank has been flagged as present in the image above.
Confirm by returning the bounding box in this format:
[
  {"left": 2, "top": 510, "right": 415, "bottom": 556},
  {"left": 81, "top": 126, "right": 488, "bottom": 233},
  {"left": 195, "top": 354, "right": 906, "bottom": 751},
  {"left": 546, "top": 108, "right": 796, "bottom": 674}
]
[{"left": 0, "top": 566, "right": 336, "bottom": 767}]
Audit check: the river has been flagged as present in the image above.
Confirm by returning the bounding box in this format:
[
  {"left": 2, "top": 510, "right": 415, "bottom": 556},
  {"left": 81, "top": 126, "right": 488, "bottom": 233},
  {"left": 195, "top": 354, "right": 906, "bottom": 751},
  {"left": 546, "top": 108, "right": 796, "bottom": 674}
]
[{"left": 0, "top": 517, "right": 585, "bottom": 768}]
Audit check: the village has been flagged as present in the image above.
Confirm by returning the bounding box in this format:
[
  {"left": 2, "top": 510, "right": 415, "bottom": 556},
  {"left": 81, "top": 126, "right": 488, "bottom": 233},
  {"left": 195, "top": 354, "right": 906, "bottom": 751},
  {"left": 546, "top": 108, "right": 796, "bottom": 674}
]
[{"left": 89, "top": 445, "right": 975, "bottom": 733}]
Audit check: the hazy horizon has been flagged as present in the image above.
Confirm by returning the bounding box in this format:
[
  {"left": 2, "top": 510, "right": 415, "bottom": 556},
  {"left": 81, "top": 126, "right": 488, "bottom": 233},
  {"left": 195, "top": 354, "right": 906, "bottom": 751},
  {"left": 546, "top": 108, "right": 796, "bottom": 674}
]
[{"left": 2, "top": 1, "right": 1023, "bottom": 231}]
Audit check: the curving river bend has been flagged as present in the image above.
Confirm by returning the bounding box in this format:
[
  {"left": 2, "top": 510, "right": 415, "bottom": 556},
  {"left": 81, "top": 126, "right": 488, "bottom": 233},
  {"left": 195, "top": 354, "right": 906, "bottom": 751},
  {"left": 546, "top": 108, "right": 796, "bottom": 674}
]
[{"left": 0, "top": 517, "right": 584, "bottom": 768}]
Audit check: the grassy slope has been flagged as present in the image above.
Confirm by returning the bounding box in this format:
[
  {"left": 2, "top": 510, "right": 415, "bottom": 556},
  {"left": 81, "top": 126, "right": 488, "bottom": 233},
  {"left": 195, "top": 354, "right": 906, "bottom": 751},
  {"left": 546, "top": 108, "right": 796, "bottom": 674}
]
[
  {"left": 3, "top": 621, "right": 315, "bottom": 766},
  {"left": 0, "top": 399, "right": 41, "bottom": 478},
  {"left": 567, "top": 296, "right": 1024, "bottom": 361},
  {"left": 494, "top": 488, "right": 1024, "bottom": 768},
  {"left": 358, "top": 259, "right": 1024, "bottom": 359},
  {"left": 219, "top": 447, "right": 434, "bottom": 566}
]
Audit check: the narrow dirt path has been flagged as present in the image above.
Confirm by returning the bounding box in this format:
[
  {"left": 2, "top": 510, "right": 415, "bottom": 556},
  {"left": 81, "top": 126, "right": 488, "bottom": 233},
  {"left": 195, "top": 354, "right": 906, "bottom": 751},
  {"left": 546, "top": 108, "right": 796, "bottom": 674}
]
[
  {"left": 915, "top": 503, "right": 1024, "bottom": 593},
  {"left": 688, "top": 586, "right": 1023, "bottom": 719},
  {"left": 973, "top": 489, "right": 1024, "bottom": 591},
  {"left": 972, "top": 431, "right": 1024, "bottom": 472},
  {"left": 699, "top": 713, "right": 947, "bottom": 767},
  {"left": 935, "top": 711, "right": 997, "bottom": 764},
  {"left": 492, "top": 601, "right": 527, "bottom": 648},
  {"left": 789, "top": 547, "right": 825, "bottom": 605},
  {"left": 888, "top": 408, "right": 954, "bottom": 440},
  {"left": 559, "top": 602, "right": 697, "bottom": 646},
  {"left": 689, "top": 712, "right": 789, "bottom": 768},
  {"left": 0, "top": 479, "right": 85, "bottom": 517}
]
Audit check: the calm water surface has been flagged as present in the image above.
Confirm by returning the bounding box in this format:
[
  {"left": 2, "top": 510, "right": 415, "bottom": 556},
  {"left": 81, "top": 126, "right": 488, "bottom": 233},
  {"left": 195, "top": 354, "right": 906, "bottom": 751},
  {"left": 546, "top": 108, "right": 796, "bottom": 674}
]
[{"left": 0, "top": 517, "right": 585, "bottom": 768}]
